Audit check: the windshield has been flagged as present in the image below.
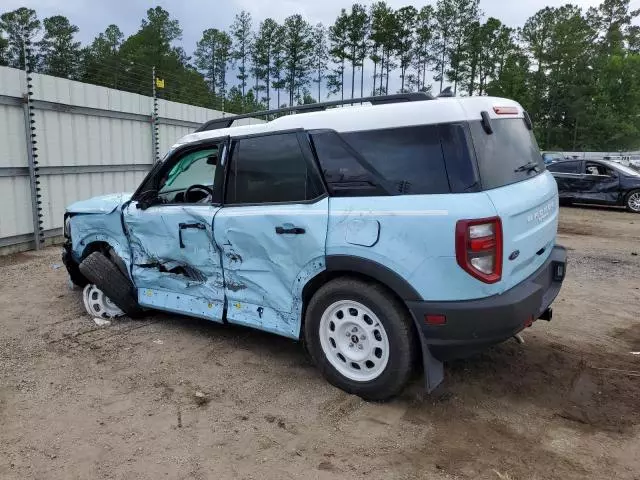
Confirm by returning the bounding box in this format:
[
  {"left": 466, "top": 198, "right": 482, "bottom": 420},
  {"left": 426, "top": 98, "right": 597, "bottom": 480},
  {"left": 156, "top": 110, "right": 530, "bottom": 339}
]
[
  {"left": 604, "top": 161, "right": 640, "bottom": 177},
  {"left": 469, "top": 118, "right": 545, "bottom": 190}
]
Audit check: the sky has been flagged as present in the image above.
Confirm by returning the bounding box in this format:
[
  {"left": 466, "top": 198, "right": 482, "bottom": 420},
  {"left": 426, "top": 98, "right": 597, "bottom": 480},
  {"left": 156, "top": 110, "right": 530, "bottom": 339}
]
[{"left": 2, "top": 0, "right": 639, "bottom": 100}]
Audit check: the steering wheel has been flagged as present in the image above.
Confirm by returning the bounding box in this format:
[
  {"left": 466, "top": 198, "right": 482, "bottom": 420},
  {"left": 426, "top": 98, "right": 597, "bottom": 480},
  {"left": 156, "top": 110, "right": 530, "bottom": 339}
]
[{"left": 185, "top": 184, "right": 213, "bottom": 203}]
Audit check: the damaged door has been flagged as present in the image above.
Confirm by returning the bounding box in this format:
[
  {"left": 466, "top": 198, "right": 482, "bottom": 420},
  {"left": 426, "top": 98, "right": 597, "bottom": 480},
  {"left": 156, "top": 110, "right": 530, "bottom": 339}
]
[
  {"left": 123, "top": 140, "right": 227, "bottom": 322},
  {"left": 214, "top": 131, "right": 328, "bottom": 338}
]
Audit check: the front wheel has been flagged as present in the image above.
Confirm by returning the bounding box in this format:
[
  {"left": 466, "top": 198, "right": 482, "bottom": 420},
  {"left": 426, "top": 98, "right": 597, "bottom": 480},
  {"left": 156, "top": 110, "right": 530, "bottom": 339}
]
[
  {"left": 626, "top": 190, "right": 640, "bottom": 213},
  {"left": 304, "top": 278, "right": 417, "bottom": 401}
]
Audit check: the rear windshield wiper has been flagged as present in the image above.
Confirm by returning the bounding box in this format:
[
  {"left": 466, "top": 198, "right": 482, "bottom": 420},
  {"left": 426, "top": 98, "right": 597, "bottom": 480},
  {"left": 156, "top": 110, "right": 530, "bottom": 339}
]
[{"left": 514, "top": 161, "right": 540, "bottom": 173}]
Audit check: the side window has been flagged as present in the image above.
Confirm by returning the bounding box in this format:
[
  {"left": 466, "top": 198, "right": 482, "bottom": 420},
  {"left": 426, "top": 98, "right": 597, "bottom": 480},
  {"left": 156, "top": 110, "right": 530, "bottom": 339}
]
[
  {"left": 585, "top": 162, "right": 612, "bottom": 176},
  {"left": 548, "top": 161, "right": 580, "bottom": 174},
  {"left": 157, "top": 146, "right": 219, "bottom": 203},
  {"left": 310, "top": 131, "right": 384, "bottom": 197},
  {"left": 225, "top": 133, "right": 324, "bottom": 205},
  {"left": 440, "top": 123, "right": 480, "bottom": 192},
  {"left": 341, "top": 126, "right": 451, "bottom": 195}
]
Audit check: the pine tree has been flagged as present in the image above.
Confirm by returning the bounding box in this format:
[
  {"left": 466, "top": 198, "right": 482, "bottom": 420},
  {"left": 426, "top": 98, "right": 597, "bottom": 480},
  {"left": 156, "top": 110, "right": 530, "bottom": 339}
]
[
  {"left": 311, "top": 23, "right": 329, "bottom": 102},
  {"left": 271, "top": 25, "right": 287, "bottom": 108},
  {"left": 395, "top": 6, "right": 417, "bottom": 92},
  {"left": 81, "top": 25, "right": 124, "bottom": 87},
  {"left": 0, "top": 8, "right": 40, "bottom": 70},
  {"left": 346, "top": 4, "right": 369, "bottom": 99},
  {"left": 369, "top": 2, "right": 397, "bottom": 94},
  {"left": 253, "top": 18, "right": 279, "bottom": 108},
  {"left": 282, "top": 14, "right": 314, "bottom": 106},
  {"left": 412, "top": 5, "right": 435, "bottom": 92},
  {"left": 195, "top": 28, "right": 232, "bottom": 105},
  {"left": 37, "top": 15, "right": 81, "bottom": 78},
  {"left": 328, "top": 9, "right": 349, "bottom": 100},
  {"left": 230, "top": 11, "right": 253, "bottom": 102},
  {"left": 432, "top": 0, "right": 456, "bottom": 93}
]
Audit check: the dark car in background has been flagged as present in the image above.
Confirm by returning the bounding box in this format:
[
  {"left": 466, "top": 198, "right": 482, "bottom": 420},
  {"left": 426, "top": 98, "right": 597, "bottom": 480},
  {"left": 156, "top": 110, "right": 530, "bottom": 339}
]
[{"left": 547, "top": 159, "right": 640, "bottom": 213}]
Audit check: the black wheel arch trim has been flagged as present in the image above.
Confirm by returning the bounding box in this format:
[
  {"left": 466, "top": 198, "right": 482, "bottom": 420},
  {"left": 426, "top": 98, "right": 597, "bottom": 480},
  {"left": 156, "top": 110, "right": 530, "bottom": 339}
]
[{"left": 325, "top": 255, "right": 422, "bottom": 301}]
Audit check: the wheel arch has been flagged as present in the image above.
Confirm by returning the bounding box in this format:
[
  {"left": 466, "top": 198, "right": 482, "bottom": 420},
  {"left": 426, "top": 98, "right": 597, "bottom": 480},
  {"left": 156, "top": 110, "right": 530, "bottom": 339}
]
[
  {"left": 300, "top": 255, "right": 443, "bottom": 393},
  {"left": 80, "top": 240, "right": 130, "bottom": 280},
  {"left": 300, "top": 255, "right": 422, "bottom": 341}
]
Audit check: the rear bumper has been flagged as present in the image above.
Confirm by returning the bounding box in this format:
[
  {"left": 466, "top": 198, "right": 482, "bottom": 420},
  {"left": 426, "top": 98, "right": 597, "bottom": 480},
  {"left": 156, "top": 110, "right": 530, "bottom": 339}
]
[{"left": 407, "top": 245, "right": 567, "bottom": 349}]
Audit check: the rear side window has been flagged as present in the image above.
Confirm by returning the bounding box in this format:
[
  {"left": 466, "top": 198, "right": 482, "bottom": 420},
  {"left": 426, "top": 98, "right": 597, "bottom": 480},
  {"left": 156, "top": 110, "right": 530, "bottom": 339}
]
[
  {"left": 469, "top": 118, "right": 545, "bottom": 190},
  {"left": 225, "top": 133, "right": 324, "bottom": 205},
  {"left": 342, "top": 126, "right": 450, "bottom": 195},
  {"left": 310, "top": 131, "right": 384, "bottom": 197},
  {"left": 440, "top": 123, "right": 480, "bottom": 192},
  {"left": 548, "top": 161, "right": 581, "bottom": 174}
]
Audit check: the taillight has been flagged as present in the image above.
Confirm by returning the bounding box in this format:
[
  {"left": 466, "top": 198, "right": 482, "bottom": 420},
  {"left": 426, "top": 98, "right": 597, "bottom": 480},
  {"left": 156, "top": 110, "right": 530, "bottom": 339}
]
[
  {"left": 493, "top": 106, "right": 519, "bottom": 115},
  {"left": 455, "top": 217, "right": 503, "bottom": 284}
]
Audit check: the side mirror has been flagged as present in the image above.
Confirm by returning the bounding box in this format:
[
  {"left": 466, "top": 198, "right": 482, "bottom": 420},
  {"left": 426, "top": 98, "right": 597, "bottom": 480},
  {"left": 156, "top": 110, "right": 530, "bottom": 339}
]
[{"left": 136, "top": 190, "right": 160, "bottom": 210}]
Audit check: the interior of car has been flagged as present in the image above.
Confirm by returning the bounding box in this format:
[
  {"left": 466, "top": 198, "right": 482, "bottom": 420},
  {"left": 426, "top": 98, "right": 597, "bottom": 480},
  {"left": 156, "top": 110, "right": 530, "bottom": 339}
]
[
  {"left": 157, "top": 147, "right": 218, "bottom": 204},
  {"left": 585, "top": 162, "right": 612, "bottom": 176}
]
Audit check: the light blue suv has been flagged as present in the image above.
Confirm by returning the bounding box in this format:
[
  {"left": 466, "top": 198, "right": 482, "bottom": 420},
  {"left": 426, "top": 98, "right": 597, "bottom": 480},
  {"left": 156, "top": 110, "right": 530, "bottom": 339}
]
[{"left": 62, "top": 93, "right": 567, "bottom": 400}]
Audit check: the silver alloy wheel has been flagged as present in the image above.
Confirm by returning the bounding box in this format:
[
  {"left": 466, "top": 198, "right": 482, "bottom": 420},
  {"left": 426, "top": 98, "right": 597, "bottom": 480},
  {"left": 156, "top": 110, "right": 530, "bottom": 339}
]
[
  {"left": 318, "top": 300, "right": 390, "bottom": 382},
  {"left": 628, "top": 192, "right": 640, "bottom": 212},
  {"left": 82, "top": 284, "right": 124, "bottom": 318}
]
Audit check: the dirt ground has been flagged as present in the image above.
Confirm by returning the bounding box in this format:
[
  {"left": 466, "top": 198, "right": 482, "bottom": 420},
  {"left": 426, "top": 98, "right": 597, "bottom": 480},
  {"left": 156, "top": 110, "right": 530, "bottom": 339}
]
[{"left": 1, "top": 206, "right": 639, "bottom": 480}]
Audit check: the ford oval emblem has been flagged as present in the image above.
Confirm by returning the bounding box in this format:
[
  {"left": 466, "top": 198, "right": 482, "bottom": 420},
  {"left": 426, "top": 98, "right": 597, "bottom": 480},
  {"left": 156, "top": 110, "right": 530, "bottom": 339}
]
[{"left": 509, "top": 250, "right": 520, "bottom": 261}]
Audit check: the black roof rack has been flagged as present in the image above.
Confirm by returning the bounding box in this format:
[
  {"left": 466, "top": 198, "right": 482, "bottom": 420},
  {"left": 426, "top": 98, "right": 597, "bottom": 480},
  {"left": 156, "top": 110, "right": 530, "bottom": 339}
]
[{"left": 194, "top": 92, "right": 434, "bottom": 133}]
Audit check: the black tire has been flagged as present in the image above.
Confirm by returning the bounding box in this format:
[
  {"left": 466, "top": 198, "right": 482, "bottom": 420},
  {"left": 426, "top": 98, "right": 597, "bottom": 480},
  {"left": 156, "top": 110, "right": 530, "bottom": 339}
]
[
  {"left": 79, "top": 252, "right": 142, "bottom": 316},
  {"left": 64, "top": 258, "right": 88, "bottom": 287},
  {"left": 625, "top": 189, "right": 640, "bottom": 213},
  {"left": 304, "top": 277, "right": 417, "bottom": 401}
]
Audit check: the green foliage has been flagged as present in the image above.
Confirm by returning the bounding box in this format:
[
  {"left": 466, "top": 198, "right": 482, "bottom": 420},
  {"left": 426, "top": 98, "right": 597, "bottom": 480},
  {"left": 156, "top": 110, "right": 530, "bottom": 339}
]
[
  {"left": 311, "top": 23, "right": 329, "bottom": 102},
  {"left": 0, "top": 35, "right": 7, "bottom": 66},
  {"left": 1, "top": 0, "right": 639, "bottom": 149},
  {"left": 253, "top": 18, "right": 280, "bottom": 107},
  {"left": 80, "top": 25, "right": 124, "bottom": 88},
  {"left": 230, "top": 11, "right": 253, "bottom": 99},
  {"left": 0, "top": 7, "right": 40, "bottom": 70},
  {"left": 345, "top": 4, "right": 369, "bottom": 99},
  {"left": 328, "top": 9, "right": 349, "bottom": 99},
  {"left": 195, "top": 28, "right": 232, "bottom": 100},
  {"left": 395, "top": 6, "right": 417, "bottom": 92},
  {"left": 37, "top": 15, "right": 81, "bottom": 78},
  {"left": 282, "top": 14, "right": 314, "bottom": 106}
]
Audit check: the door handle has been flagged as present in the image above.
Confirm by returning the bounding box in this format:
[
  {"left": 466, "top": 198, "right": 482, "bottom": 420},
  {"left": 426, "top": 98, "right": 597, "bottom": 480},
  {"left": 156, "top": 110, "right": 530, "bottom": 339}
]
[
  {"left": 275, "top": 226, "right": 306, "bottom": 235},
  {"left": 179, "top": 222, "right": 206, "bottom": 248}
]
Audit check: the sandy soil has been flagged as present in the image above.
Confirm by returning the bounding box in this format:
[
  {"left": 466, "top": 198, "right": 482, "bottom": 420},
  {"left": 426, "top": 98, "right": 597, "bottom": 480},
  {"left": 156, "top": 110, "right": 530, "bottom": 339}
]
[{"left": 0, "top": 205, "right": 639, "bottom": 480}]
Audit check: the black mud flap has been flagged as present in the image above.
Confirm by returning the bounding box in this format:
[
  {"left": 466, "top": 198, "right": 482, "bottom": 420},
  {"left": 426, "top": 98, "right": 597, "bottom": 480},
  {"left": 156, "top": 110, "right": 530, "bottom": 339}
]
[{"left": 412, "top": 317, "right": 444, "bottom": 392}]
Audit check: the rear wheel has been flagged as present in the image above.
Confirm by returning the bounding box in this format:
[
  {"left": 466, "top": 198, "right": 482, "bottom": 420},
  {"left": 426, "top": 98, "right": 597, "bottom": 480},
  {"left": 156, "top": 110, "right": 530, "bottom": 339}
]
[
  {"left": 304, "top": 278, "right": 416, "bottom": 401},
  {"left": 79, "top": 252, "right": 142, "bottom": 317},
  {"left": 626, "top": 190, "right": 640, "bottom": 213}
]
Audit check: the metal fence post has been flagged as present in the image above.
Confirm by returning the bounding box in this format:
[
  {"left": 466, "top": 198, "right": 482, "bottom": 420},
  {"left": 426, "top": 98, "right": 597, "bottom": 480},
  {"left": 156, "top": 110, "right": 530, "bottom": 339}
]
[
  {"left": 22, "top": 39, "right": 44, "bottom": 250},
  {"left": 151, "top": 66, "right": 159, "bottom": 163}
]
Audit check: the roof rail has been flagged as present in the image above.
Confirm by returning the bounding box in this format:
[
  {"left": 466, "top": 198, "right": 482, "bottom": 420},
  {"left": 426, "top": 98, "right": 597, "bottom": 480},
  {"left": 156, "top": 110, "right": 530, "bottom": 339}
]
[{"left": 194, "top": 92, "right": 434, "bottom": 132}]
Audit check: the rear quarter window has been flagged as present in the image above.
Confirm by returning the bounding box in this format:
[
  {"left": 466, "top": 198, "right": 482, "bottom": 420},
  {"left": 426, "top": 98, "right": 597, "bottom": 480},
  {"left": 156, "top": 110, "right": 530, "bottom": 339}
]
[
  {"left": 341, "top": 125, "right": 450, "bottom": 195},
  {"left": 470, "top": 118, "right": 545, "bottom": 190}
]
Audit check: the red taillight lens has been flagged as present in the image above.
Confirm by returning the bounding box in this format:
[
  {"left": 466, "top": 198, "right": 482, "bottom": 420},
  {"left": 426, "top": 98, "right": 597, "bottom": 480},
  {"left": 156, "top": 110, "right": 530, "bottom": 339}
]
[{"left": 455, "top": 217, "right": 503, "bottom": 284}]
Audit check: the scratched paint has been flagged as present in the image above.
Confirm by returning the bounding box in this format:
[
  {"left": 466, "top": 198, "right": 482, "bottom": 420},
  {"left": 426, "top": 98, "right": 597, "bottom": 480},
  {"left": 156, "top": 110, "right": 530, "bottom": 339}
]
[
  {"left": 67, "top": 194, "right": 132, "bottom": 270},
  {"left": 214, "top": 198, "right": 329, "bottom": 338},
  {"left": 122, "top": 202, "right": 226, "bottom": 319}
]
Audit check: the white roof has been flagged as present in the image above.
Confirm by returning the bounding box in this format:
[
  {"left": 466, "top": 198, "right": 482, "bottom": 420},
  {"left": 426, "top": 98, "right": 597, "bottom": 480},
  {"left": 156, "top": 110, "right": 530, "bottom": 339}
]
[{"left": 171, "top": 96, "right": 524, "bottom": 149}]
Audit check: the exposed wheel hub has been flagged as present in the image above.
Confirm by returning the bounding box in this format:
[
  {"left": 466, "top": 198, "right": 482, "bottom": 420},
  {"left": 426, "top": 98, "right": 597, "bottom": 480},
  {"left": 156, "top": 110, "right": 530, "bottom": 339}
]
[{"left": 82, "top": 284, "right": 124, "bottom": 319}]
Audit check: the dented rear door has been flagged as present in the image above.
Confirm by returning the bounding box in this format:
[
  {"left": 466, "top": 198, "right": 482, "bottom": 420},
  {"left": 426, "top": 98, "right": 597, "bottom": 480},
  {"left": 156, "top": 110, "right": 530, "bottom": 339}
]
[{"left": 214, "top": 131, "right": 328, "bottom": 339}]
